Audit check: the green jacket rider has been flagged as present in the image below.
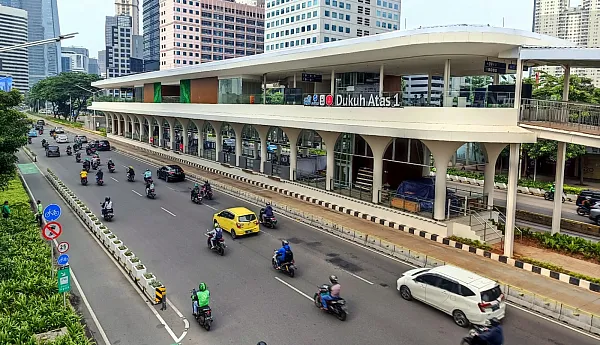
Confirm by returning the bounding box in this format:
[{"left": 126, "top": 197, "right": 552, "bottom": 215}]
[{"left": 192, "top": 282, "right": 210, "bottom": 315}]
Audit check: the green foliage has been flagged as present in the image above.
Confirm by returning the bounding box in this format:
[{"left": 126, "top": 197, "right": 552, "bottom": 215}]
[
  {"left": 523, "top": 139, "right": 586, "bottom": 161},
  {"left": 524, "top": 71, "right": 598, "bottom": 103},
  {"left": 0, "top": 178, "right": 93, "bottom": 344},
  {"left": 98, "top": 128, "right": 107, "bottom": 137},
  {"left": 448, "top": 236, "right": 493, "bottom": 251},
  {"left": 521, "top": 230, "right": 600, "bottom": 264},
  {"left": 28, "top": 72, "right": 101, "bottom": 121},
  {"left": 37, "top": 114, "right": 83, "bottom": 128},
  {"left": 0, "top": 90, "right": 30, "bottom": 190},
  {"left": 446, "top": 168, "right": 583, "bottom": 194},
  {"left": 517, "top": 257, "right": 600, "bottom": 284}
]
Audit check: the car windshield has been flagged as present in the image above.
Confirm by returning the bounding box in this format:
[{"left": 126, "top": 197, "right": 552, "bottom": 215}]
[
  {"left": 238, "top": 214, "right": 256, "bottom": 222},
  {"left": 480, "top": 285, "right": 502, "bottom": 302},
  {"left": 48, "top": 146, "right": 59, "bottom": 151}
]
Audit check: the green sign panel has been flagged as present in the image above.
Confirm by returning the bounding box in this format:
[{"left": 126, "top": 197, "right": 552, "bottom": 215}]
[
  {"left": 58, "top": 266, "right": 71, "bottom": 293},
  {"left": 17, "top": 163, "right": 39, "bottom": 175}
]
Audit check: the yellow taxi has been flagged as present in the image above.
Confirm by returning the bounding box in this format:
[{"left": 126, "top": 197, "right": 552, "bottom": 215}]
[{"left": 213, "top": 207, "right": 260, "bottom": 239}]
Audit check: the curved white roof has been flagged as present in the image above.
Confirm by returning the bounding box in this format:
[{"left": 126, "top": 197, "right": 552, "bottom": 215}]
[{"left": 93, "top": 25, "right": 576, "bottom": 89}]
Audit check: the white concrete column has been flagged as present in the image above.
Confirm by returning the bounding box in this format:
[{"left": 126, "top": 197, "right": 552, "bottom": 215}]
[
  {"left": 443, "top": 59, "right": 451, "bottom": 107},
  {"left": 330, "top": 70, "right": 335, "bottom": 95},
  {"left": 552, "top": 142, "right": 567, "bottom": 234},
  {"left": 117, "top": 114, "right": 123, "bottom": 136},
  {"left": 563, "top": 65, "right": 570, "bottom": 102},
  {"left": 283, "top": 128, "right": 301, "bottom": 180},
  {"left": 427, "top": 73, "right": 432, "bottom": 105},
  {"left": 362, "top": 135, "right": 389, "bottom": 204},
  {"left": 165, "top": 117, "right": 175, "bottom": 149},
  {"left": 263, "top": 74, "right": 267, "bottom": 105},
  {"left": 231, "top": 123, "right": 244, "bottom": 167},
  {"left": 483, "top": 143, "right": 507, "bottom": 209},
  {"left": 379, "top": 65, "right": 384, "bottom": 97},
  {"left": 255, "top": 125, "right": 270, "bottom": 173},
  {"left": 423, "top": 140, "right": 463, "bottom": 220},
  {"left": 293, "top": 73, "right": 297, "bottom": 88},
  {"left": 504, "top": 143, "right": 520, "bottom": 257},
  {"left": 514, "top": 56, "right": 523, "bottom": 109},
  {"left": 321, "top": 131, "right": 340, "bottom": 191},
  {"left": 157, "top": 118, "right": 164, "bottom": 146}
]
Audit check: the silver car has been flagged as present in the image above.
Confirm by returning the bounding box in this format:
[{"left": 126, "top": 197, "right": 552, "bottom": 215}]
[{"left": 589, "top": 208, "right": 600, "bottom": 225}]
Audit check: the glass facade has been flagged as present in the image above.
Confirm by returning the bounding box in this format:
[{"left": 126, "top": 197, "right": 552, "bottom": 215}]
[
  {"left": 335, "top": 72, "right": 380, "bottom": 94},
  {"left": 218, "top": 77, "right": 262, "bottom": 104},
  {"left": 142, "top": 0, "right": 160, "bottom": 71}
]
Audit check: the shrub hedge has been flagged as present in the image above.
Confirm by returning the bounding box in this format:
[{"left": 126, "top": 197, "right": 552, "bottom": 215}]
[{"left": 0, "top": 178, "right": 93, "bottom": 344}]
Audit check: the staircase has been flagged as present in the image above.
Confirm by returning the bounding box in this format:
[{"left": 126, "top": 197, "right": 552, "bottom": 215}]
[
  {"left": 469, "top": 212, "right": 503, "bottom": 244},
  {"left": 355, "top": 167, "right": 373, "bottom": 191}
]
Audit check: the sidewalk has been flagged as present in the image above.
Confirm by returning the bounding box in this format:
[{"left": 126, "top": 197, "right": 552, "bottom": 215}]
[{"left": 32, "top": 116, "right": 600, "bottom": 316}]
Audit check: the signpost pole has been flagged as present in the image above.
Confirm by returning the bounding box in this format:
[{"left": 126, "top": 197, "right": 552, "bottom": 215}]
[{"left": 51, "top": 244, "right": 54, "bottom": 279}]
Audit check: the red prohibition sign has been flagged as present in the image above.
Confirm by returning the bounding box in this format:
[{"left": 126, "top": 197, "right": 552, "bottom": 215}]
[{"left": 42, "top": 221, "right": 63, "bottom": 241}]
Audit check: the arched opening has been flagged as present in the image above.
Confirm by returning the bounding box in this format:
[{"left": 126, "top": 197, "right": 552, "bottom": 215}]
[
  {"left": 332, "top": 133, "right": 373, "bottom": 202},
  {"left": 150, "top": 118, "right": 159, "bottom": 146},
  {"left": 171, "top": 119, "right": 185, "bottom": 152},
  {"left": 219, "top": 123, "right": 236, "bottom": 165},
  {"left": 454, "top": 142, "right": 487, "bottom": 170},
  {"left": 295, "top": 129, "right": 326, "bottom": 189},
  {"left": 132, "top": 116, "right": 141, "bottom": 141},
  {"left": 186, "top": 120, "right": 199, "bottom": 155},
  {"left": 141, "top": 117, "right": 149, "bottom": 143},
  {"left": 107, "top": 114, "right": 113, "bottom": 134},
  {"left": 202, "top": 122, "right": 217, "bottom": 160},
  {"left": 124, "top": 115, "right": 133, "bottom": 139},
  {"left": 240, "top": 124, "right": 261, "bottom": 171},
  {"left": 264, "top": 127, "right": 291, "bottom": 178},
  {"left": 119, "top": 114, "right": 126, "bottom": 136},
  {"left": 161, "top": 118, "right": 171, "bottom": 148}
]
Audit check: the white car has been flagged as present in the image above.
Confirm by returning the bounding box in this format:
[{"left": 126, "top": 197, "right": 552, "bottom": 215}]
[
  {"left": 396, "top": 265, "right": 505, "bottom": 327},
  {"left": 54, "top": 127, "right": 65, "bottom": 134},
  {"left": 55, "top": 134, "right": 69, "bottom": 143}
]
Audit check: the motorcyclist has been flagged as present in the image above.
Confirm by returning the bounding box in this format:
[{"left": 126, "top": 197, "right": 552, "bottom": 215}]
[
  {"left": 477, "top": 317, "right": 504, "bottom": 345},
  {"left": 321, "top": 275, "right": 341, "bottom": 310},
  {"left": 41, "top": 138, "right": 47, "bottom": 147},
  {"left": 75, "top": 151, "right": 82, "bottom": 161},
  {"left": 549, "top": 182, "right": 556, "bottom": 194},
  {"left": 92, "top": 153, "right": 100, "bottom": 166},
  {"left": 107, "top": 159, "right": 115, "bottom": 170},
  {"left": 191, "top": 282, "right": 210, "bottom": 316},
  {"left": 274, "top": 240, "right": 292, "bottom": 269},
  {"left": 83, "top": 158, "right": 91, "bottom": 171},
  {"left": 80, "top": 168, "right": 88, "bottom": 182},
  {"left": 207, "top": 223, "right": 223, "bottom": 249},
  {"left": 144, "top": 169, "right": 152, "bottom": 182},
  {"left": 202, "top": 180, "right": 212, "bottom": 196},
  {"left": 96, "top": 168, "right": 104, "bottom": 183},
  {"left": 127, "top": 166, "right": 135, "bottom": 178},
  {"left": 66, "top": 145, "right": 72, "bottom": 154},
  {"left": 192, "top": 183, "right": 201, "bottom": 200},
  {"left": 101, "top": 197, "right": 113, "bottom": 217},
  {"left": 145, "top": 180, "right": 155, "bottom": 196},
  {"left": 262, "top": 202, "right": 274, "bottom": 223}
]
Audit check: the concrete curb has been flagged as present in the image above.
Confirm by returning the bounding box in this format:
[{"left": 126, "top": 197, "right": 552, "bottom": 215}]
[{"left": 44, "top": 168, "right": 166, "bottom": 306}]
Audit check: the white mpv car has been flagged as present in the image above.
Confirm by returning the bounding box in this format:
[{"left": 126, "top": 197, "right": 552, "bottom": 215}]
[
  {"left": 396, "top": 265, "right": 505, "bottom": 327},
  {"left": 55, "top": 134, "right": 69, "bottom": 143}
]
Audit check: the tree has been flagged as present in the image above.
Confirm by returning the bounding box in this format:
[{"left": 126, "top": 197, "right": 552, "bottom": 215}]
[
  {"left": 522, "top": 139, "right": 587, "bottom": 181},
  {"left": 465, "top": 76, "right": 492, "bottom": 89},
  {"left": 0, "top": 90, "right": 30, "bottom": 189},
  {"left": 524, "top": 70, "right": 598, "bottom": 103},
  {"left": 28, "top": 72, "right": 101, "bottom": 121}
]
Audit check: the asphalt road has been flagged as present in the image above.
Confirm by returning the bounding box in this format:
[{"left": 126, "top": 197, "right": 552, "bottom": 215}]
[
  {"left": 16, "top": 151, "right": 180, "bottom": 345},
  {"left": 26, "top": 129, "right": 600, "bottom": 345}
]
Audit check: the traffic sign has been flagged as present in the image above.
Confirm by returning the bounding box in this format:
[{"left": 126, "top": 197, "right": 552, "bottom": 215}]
[
  {"left": 42, "top": 221, "right": 62, "bottom": 241},
  {"left": 58, "top": 266, "right": 71, "bottom": 293},
  {"left": 57, "top": 254, "right": 69, "bottom": 266},
  {"left": 43, "top": 204, "right": 62, "bottom": 222},
  {"left": 57, "top": 241, "right": 69, "bottom": 253}
]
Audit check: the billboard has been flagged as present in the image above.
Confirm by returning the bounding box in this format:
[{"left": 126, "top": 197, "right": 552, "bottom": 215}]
[{"left": 0, "top": 76, "right": 13, "bottom": 92}]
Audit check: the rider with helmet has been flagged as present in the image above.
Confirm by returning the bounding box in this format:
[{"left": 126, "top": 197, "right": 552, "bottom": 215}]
[
  {"left": 191, "top": 183, "right": 201, "bottom": 200},
  {"left": 207, "top": 223, "right": 223, "bottom": 249},
  {"left": 274, "top": 239, "right": 292, "bottom": 269},
  {"left": 320, "top": 275, "right": 341, "bottom": 310},
  {"left": 262, "top": 202, "right": 274, "bottom": 223},
  {"left": 144, "top": 168, "right": 152, "bottom": 182},
  {"left": 191, "top": 282, "right": 211, "bottom": 316},
  {"left": 477, "top": 317, "right": 503, "bottom": 345},
  {"left": 101, "top": 197, "right": 113, "bottom": 217},
  {"left": 96, "top": 168, "right": 104, "bottom": 183},
  {"left": 127, "top": 166, "right": 135, "bottom": 178}
]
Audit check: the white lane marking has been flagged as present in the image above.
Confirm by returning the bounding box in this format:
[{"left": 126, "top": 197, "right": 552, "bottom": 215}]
[
  {"left": 166, "top": 186, "right": 177, "bottom": 192},
  {"left": 161, "top": 207, "right": 177, "bottom": 217},
  {"left": 275, "top": 277, "right": 313, "bottom": 301},
  {"left": 110, "top": 177, "right": 119, "bottom": 182},
  {"left": 343, "top": 270, "right": 374, "bottom": 285},
  {"left": 131, "top": 190, "right": 143, "bottom": 197},
  {"left": 204, "top": 204, "right": 218, "bottom": 211}
]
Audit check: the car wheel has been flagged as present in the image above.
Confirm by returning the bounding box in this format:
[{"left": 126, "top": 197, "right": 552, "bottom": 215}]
[
  {"left": 230, "top": 229, "right": 237, "bottom": 239},
  {"left": 595, "top": 216, "right": 600, "bottom": 226},
  {"left": 452, "top": 310, "right": 469, "bottom": 328},
  {"left": 165, "top": 176, "right": 170, "bottom": 183},
  {"left": 399, "top": 286, "right": 412, "bottom": 300}
]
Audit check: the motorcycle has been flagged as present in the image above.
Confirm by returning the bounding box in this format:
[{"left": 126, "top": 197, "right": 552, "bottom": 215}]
[
  {"left": 27, "top": 137, "right": 32, "bottom": 144},
  {"left": 127, "top": 172, "right": 135, "bottom": 182},
  {"left": 190, "top": 290, "right": 213, "bottom": 331},
  {"left": 92, "top": 161, "right": 99, "bottom": 170},
  {"left": 83, "top": 163, "right": 90, "bottom": 172},
  {"left": 41, "top": 139, "right": 47, "bottom": 148},
  {"left": 313, "top": 285, "right": 347, "bottom": 321},
  {"left": 205, "top": 233, "right": 226, "bottom": 256},
  {"left": 544, "top": 191, "right": 566, "bottom": 203},
  {"left": 101, "top": 204, "right": 114, "bottom": 222},
  {"left": 66, "top": 147, "right": 72, "bottom": 156},
  {"left": 191, "top": 190, "right": 203, "bottom": 204},
  {"left": 38, "top": 128, "right": 43, "bottom": 135},
  {"left": 96, "top": 177, "right": 104, "bottom": 186},
  {"left": 260, "top": 208, "right": 277, "bottom": 229},
  {"left": 272, "top": 250, "right": 296, "bottom": 277},
  {"left": 202, "top": 187, "right": 213, "bottom": 200},
  {"left": 108, "top": 163, "right": 115, "bottom": 173},
  {"left": 75, "top": 153, "right": 82, "bottom": 163},
  {"left": 460, "top": 324, "right": 489, "bottom": 345},
  {"left": 146, "top": 185, "right": 156, "bottom": 199},
  {"left": 80, "top": 177, "right": 88, "bottom": 186}
]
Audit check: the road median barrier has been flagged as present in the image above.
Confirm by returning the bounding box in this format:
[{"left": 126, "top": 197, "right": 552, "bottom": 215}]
[
  {"left": 44, "top": 167, "right": 166, "bottom": 305},
  {"left": 22, "top": 146, "right": 37, "bottom": 162}
]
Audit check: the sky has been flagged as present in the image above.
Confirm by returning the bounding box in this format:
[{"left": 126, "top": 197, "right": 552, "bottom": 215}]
[{"left": 57, "top": 0, "right": 536, "bottom": 59}]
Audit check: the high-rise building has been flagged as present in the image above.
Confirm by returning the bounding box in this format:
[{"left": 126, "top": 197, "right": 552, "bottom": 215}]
[
  {"left": 0, "top": 5, "right": 28, "bottom": 92},
  {"left": 264, "top": 0, "right": 400, "bottom": 51},
  {"left": 61, "top": 46, "right": 90, "bottom": 73},
  {"left": 88, "top": 58, "right": 100, "bottom": 75},
  {"left": 61, "top": 56, "right": 71, "bottom": 72},
  {"left": 158, "top": 0, "right": 265, "bottom": 70},
  {"left": 142, "top": 0, "right": 160, "bottom": 71},
  {"left": 533, "top": 0, "right": 600, "bottom": 85},
  {"left": 98, "top": 50, "right": 107, "bottom": 78},
  {"left": 105, "top": 14, "right": 144, "bottom": 96},
  {"left": 115, "top": 0, "right": 140, "bottom": 34}
]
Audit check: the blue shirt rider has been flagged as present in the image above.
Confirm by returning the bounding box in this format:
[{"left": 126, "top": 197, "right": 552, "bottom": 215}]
[
  {"left": 262, "top": 203, "right": 274, "bottom": 222},
  {"left": 207, "top": 223, "right": 223, "bottom": 249},
  {"left": 478, "top": 318, "right": 504, "bottom": 345},
  {"left": 274, "top": 240, "right": 291, "bottom": 268},
  {"left": 144, "top": 169, "right": 152, "bottom": 181}
]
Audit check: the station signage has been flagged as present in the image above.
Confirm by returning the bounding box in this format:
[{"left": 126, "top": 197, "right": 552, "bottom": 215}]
[
  {"left": 508, "top": 63, "right": 529, "bottom": 71},
  {"left": 484, "top": 60, "right": 507, "bottom": 74},
  {"left": 303, "top": 93, "right": 402, "bottom": 108},
  {"left": 302, "top": 73, "right": 323, "bottom": 82}
]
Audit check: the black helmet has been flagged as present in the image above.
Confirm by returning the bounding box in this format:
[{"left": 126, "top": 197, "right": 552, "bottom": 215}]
[
  {"left": 489, "top": 317, "right": 500, "bottom": 326},
  {"left": 282, "top": 240, "right": 289, "bottom": 246},
  {"left": 329, "top": 275, "right": 338, "bottom": 284},
  {"left": 105, "top": 197, "right": 110, "bottom": 201},
  {"left": 257, "top": 342, "right": 267, "bottom": 345}
]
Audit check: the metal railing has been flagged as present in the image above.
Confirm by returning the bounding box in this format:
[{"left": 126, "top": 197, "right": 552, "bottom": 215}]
[
  {"left": 520, "top": 98, "right": 600, "bottom": 133},
  {"left": 330, "top": 178, "right": 373, "bottom": 202},
  {"left": 469, "top": 209, "right": 504, "bottom": 248},
  {"left": 494, "top": 206, "right": 523, "bottom": 242},
  {"left": 162, "top": 96, "right": 181, "bottom": 103}
]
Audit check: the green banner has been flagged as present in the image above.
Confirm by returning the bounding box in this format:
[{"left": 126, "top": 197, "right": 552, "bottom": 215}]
[
  {"left": 153, "top": 82, "right": 162, "bottom": 103},
  {"left": 58, "top": 266, "right": 71, "bottom": 293},
  {"left": 180, "top": 79, "right": 191, "bottom": 103}
]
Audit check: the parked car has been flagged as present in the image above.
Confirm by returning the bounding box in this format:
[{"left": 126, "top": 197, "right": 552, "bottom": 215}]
[
  {"left": 212, "top": 207, "right": 260, "bottom": 239},
  {"left": 576, "top": 190, "right": 600, "bottom": 206},
  {"left": 396, "top": 265, "right": 505, "bottom": 327},
  {"left": 157, "top": 164, "right": 185, "bottom": 182},
  {"left": 55, "top": 134, "right": 69, "bottom": 143},
  {"left": 46, "top": 145, "right": 60, "bottom": 157}
]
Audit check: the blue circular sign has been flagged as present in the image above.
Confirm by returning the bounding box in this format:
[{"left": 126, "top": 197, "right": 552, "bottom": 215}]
[
  {"left": 57, "top": 254, "right": 69, "bottom": 266},
  {"left": 43, "top": 204, "right": 62, "bottom": 222}
]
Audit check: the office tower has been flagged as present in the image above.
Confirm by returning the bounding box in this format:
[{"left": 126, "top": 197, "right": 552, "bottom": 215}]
[
  {"left": 88, "top": 58, "right": 100, "bottom": 75},
  {"left": 143, "top": 0, "right": 160, "bottom": 71},
  {"left": 533, "top": 0, "right": 600, "bottom": 85},
  {"left": 98, "top": 50, "right": 107, "bottom": 78},
  {"left": 61, "top": 46, "right": 90, "bottom": 73},
  {"left": 158, "top": 0, "right": 265, "bottom": 70},
  {"left": 115, "top": 0, "right": 140, "bottom": 34},
  {"left": 0, "top": 4, "right": 28, "bottom": 92},
  {"left": 105, "top": 15, "right": 144, "bottom": 96},
  {"left": 264, "top": 0, "right": 400, "bottom": 51}
]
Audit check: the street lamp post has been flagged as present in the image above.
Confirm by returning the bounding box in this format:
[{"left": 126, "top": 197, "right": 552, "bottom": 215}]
[
  {"left": 0, "top": 32, "right": 77, "bottom": 53},
  {"left": 75, "top": 84, "right": 102, "bottom": 130}
]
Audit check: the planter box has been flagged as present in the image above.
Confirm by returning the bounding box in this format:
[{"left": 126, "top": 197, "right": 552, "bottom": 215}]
[
  {"left": 97, "top": 228, "right": 106, "bottom": 239},
  {"left": 133, "top": 264, "right": 147, "bottom": 281},
  {"left": 116, "top": 246, "right": 128, "bottom": 264},
  {"left": 141, "top": 274, "right": 156, "bottom": 293},
  {"left": 125, "top": 256, "right": 138, "bottom": 274},
  {"left": 103, "top": 233, "right": 115, "bottom": 248},
  {"left": 110, "top": 240, "right": 122, "bottom": 255}
]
